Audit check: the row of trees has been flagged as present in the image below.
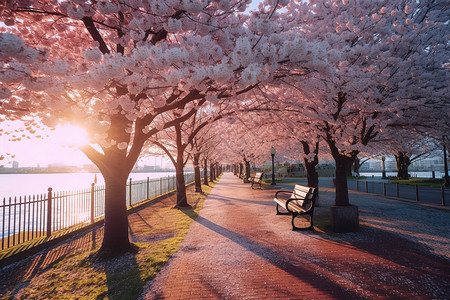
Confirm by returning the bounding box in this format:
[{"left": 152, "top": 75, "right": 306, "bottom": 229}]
[
  {"left": 218, "top": 0, "right": 448, "bottom": 200},
  {"left": 1, "top": 0, "right": 448, "bottom": 251}
]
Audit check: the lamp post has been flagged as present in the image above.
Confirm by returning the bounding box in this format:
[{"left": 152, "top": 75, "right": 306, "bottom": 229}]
[
  {"left": 270, "top": 147, "right": 276, "bottom": 185},
  {"left": 381, "top": 156, "right": 387, "bottom": 179},
  {"left": 443, "top": 135, "right": 449, "bottom": 188}
]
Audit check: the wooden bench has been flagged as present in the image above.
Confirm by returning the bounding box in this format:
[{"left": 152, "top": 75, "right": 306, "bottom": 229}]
[
  {"left": 273, "top": 184, "right": 317, "bottom": 231},
  {"left": 249, "top": 172, "right": 263, "bottom": 189}
]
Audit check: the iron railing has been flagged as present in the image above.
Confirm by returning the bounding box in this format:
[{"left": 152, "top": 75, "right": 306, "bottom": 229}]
[
  {"left": 1, "top": 173, "right": 196, "bottom": 251},
  {"left": 349, "top": 180, "right": 448, "bottom": 206}
]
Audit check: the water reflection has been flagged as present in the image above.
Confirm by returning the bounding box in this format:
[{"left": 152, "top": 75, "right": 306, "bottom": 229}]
[{"left": 0, "top": 172, "right": 176, "bottom": 199}]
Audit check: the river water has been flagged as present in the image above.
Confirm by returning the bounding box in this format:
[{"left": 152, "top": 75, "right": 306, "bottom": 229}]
[
  {"left": 0, "top": 172, "right": 176, "bottom": 199},
  {"left": 360, "top": 171, "right": 447, "bottom": 179}
]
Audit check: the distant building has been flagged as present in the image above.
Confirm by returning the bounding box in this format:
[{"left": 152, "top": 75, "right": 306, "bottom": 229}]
[
  {"left": 411, "top": 157, "right": 444, "bottom": 171},
  {"left": 143, "top": 165, "right": 156, "bottom": 171},
  {"left": 48, "top": 163, "right": 80, "bottom": 173},
  {"left": 82, "top": 164, "right": 100, "bottom": 172},
  {"left": 12, "top": 161, "right": 19, "bottom": 168}
]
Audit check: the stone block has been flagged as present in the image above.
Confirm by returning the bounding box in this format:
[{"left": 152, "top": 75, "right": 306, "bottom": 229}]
[{"left": 330, "top": 205, "right": 360, "bottom": 233}]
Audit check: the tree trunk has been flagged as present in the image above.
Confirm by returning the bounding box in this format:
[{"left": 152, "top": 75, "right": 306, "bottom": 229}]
[
  {"left": 395, "top": 152, "right": 410, "bottom": 180},
  {"left": 304, "top": 158, "right": 320, "bottom": 207},
  {"left": 203, "top": 158, "right": 209, "bottom": 185},
  {"left": 244, "top": 159, "right": 250, "bottom": 183},
  {"left": 346, "top": 160, "right": 353, "bottom": 177},
  {"left": 334, "top": 155, "right": 355, "bottom": 206},
  {"left": 304, "top": 159, "right": 319, "bottom": 188},
  {"left": 324, "top": 134, "right": 357, "bottom": 206},
  {"left": 193, "top": 153, "right": 202, "bottom": 193},
  {"left": 100, "top": 169, "right": 131, "bottom": 254},
  {"left": 174, "top": 157, "right": 190, "bottom": 208},
  {"left": 352, "top": 156, "right": 360, "bottom": 176},
  {"left": 300, "top": 140, "right": 320, "bottom": 205},
  {"left": 210, "top": 163, "right": 215, "bottom": 182}
]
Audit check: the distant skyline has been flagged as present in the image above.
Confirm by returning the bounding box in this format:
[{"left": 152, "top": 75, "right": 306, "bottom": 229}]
[
  {"left": 0, "top": 128, "right": 91, "bottom": 167},
  {"left": 0, "top": 120, "right": 171, "bottom": 168}
]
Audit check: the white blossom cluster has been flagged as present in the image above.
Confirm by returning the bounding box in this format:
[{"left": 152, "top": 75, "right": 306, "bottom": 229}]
[
  {"left": 0, "top": 33, "right": 29, "bottom": 61},
  {"left": 0, "top": 0, "right": 447, "bottom": 156}
]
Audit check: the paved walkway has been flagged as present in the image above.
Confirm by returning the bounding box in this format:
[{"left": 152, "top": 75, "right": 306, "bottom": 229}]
[{"left": 140, "top": 173, "right": 450, "bottom": 299}]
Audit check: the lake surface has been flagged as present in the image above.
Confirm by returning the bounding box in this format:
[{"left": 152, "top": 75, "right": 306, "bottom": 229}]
[{"left": 0, "top": 172, "right": 176, "bottom": 199}]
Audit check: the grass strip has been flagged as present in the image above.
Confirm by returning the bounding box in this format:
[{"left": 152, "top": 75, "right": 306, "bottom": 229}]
[
  {"left": 2, "top": 182, "right": 216, "bottom": 300},
  {"left": 389, "top": 178, "right": 444, "bottom": 187}
]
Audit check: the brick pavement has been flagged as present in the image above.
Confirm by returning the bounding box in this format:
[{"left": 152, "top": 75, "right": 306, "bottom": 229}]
[{"left": 140, "top": 173, "right": 450, "bottom": 300}]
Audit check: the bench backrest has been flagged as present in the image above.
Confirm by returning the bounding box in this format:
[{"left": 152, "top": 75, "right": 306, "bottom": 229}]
[
  {"left": 291, "top": 184, "right": 316, "bottom": 207},
  {"left": 254, "top": 172, "right": 263, "bottom": 180}
]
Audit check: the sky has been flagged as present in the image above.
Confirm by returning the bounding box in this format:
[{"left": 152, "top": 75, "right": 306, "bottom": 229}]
[
  {"left": 0, "top": 120, "right": 171, "bottom": 168},
  {"left": 0, "top": 121, "right": 92, "bottom": 167}
]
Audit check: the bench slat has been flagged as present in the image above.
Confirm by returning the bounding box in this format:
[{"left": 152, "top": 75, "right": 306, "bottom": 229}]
[
  {"left": 286, "top": 201, "right": 306, "bottom": 212},
  {"left": 291, "top": 190, "right": 309, "bottom": 199}
]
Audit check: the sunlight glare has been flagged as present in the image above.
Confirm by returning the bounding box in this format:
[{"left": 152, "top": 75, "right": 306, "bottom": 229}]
[{"left": 55, "top": 124, "right": 90, "bottom": 148}]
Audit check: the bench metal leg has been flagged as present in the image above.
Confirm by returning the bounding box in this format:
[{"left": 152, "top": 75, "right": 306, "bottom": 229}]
[
  {"left": 291, "top": 213, "right": 315, "bottom": 231},
  {"left": 251, "top": 182, "right": 262, "bottom": 189}
]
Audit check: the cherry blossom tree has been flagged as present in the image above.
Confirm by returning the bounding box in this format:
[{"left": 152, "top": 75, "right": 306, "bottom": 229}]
[
  {"left": 0, "top": 0, "right": 299, "bottom": 253},
  {"left": 378, "top": 128, "right": 443, "bottom": 179},
  {"left": 351, "top": 155, "right": 371, "bottom": 177},
  {"left": 276, "top": 0, "right": 448, "bottom": 209},
  {"left": 148, "top": 101, "right": 230, "bottom": 207},
  {"left": 191, "top": 121, "right": 223, "bottom": 192},
  {"left": 250, "top": 86, "right": 325, "bottom": 188}
]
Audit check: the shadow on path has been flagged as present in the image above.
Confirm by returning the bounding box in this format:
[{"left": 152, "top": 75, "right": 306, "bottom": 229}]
[
  {"left": 305, "top": 223, "right": 450, "bottom": 298},
  {"left": 0, "top": 227, "right": 103, "bottom": 298},
  {"left": 190, "top": 214, "right": 365, "bottom": 299},
  {"left": 209, "top": 194, "right": 274, "bottom": 207}
]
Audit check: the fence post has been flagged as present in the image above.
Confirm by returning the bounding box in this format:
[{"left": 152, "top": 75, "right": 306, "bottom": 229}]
[
  {"left": 442, "top": 186, "right": 446, "bottom": 206},
  {"left": 7, "top": 197, "right": 11, "bottom": 248},
  {"left": 147, "top": 177, "right": 150, "bottom": 200},
  {"left": 129, "top": 178, "right": 132, "bottom": 207},
  {"left": 365, "top": 181, "right": 368, "bottom": 193},
  {"left": 160, "top": 176, "right": 163, "bottom": 195},
  {"left": 47, "top": 188, "right": 52, "bottom": 237},
  {"left": 415, "top": 184, "right": 419, "bottom": 202},
  {"left": 383, "top": 183, "right": 386, "bottom": 196},
  {"left": 396, "top": 183, "right": 399, "bottom": 198},
  {"left": 90, "top": 183, "right": 95, "bottom": 223},
  {"left": 356, "top": 181, "right": 359, "bottom": 192},
  {"left": 2, "top": 197, "right": 5, "bottom": 250}
]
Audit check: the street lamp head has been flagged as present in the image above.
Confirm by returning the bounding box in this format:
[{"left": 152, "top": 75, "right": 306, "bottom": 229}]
[
  {"left": 270, "top": 147, "right": 276, "bottom": 155},
  {"left": 381, "top": 156, "right": 385, "bottom": 162}
]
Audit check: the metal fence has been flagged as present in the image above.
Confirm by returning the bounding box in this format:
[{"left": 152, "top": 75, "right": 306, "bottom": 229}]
[
  {"left": 1, "top": 173, "right": 196, "bottom": 251},
  {"left": 348, "top": 180, "right": 448, "bottom": 206}
]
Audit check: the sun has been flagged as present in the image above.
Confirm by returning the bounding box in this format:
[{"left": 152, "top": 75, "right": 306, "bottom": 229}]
[{"left": 54, "top": 124, "right": 90, "bottom": 148}]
